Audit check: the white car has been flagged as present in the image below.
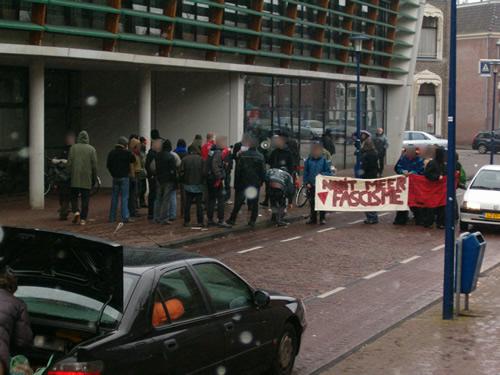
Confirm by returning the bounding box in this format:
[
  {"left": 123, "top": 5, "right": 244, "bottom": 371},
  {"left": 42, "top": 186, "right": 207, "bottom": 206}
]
[
  {"left": 403, "top": 131, "right": 448, "bottom": 149},
  {"left": 460, "top": 165, "right": 500, "bottom": 231}
]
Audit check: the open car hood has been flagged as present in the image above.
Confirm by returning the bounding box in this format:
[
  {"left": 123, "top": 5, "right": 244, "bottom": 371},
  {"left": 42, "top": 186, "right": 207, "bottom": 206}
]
[{"left": 0, "top": 227, "right": 123, "bottom": 313}]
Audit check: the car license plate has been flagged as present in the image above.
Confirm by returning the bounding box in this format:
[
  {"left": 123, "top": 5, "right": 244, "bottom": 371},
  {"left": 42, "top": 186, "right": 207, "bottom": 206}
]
[{"left": 485, "top": 212, "right": 500, "bottom": 220}]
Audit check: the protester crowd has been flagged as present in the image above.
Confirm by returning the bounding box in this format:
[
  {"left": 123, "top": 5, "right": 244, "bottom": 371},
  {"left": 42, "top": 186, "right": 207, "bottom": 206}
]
[{"left": 50, "top": 126, "right": 462, "bottom": 232}]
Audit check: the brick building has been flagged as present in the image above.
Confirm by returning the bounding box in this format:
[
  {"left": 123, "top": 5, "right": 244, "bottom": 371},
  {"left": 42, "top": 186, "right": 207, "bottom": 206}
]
[
  {"left": 457, "top": 0, "right": 500, "bottom": 145},
  {"left": 408, "top": 0, "right": 449, "bottom": 138}
]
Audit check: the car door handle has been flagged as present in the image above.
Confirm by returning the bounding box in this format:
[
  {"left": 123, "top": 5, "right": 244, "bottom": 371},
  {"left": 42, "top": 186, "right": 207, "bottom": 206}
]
[
  {"left": 224, "top": 322, "right": 234, "bottom": 332},
  {"left": 163, "top": 339, "right": 179, "bottom": 352}
]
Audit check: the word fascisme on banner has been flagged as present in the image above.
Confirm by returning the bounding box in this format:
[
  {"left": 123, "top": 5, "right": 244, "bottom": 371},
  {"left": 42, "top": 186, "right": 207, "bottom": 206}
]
[{"left": 315, "top": 175, "right": 409, "bottom": 212}]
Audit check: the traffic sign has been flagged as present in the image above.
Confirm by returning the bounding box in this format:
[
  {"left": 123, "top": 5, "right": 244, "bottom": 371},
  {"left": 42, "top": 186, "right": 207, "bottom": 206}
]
[{"left": 479, "top": 59, "right": 500, "bottom": 77}]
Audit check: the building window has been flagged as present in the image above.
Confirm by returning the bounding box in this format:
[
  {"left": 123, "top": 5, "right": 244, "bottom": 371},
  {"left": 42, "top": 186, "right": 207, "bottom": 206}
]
[
  {"left": 418, "top": 17, "right": 438, "bottom": 59},
  {"left": 418, "top": 4, "right": 444, "bottom": 60},
  {"left": 244, "top": 75, "right": 386, "bottom": 170},
  {"left": 415, "top": 83, "right": 436, "bottom": 134}
]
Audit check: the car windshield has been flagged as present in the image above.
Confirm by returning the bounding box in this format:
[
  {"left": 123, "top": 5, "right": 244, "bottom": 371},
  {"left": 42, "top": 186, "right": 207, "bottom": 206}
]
[
  {"left": 16, "top": 273, "right": 139, "bottom": 327},
  {"left": 470, "top": 170, "right": 500, "bottom": 191}
]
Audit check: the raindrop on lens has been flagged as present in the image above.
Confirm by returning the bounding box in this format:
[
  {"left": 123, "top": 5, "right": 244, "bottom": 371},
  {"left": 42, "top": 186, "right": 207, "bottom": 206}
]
[
  {"left": 85, "top": 96, "right": 98, "bottom": 106},
  {"left": 358, "top": 169, "right": 365, "bottom": 176},
  {"left": 244, "top": 186, "right": 258, "bottom": 200},
  {"left": 239, "top": 331, "right": 253, "bottom": 345},
  {"left": 18, "top": 147, "right": 29, "bottom": 159},
  {"left": 216, "top": 366, "right": 226, "bottom": 375},
  {"left": 57, "top": 250, "right": 66, "bottom": 259},
  {"left": 10, "top": 131, "right": 19, "bottom": 141},
  {"left": 232, "top": 313, "right": 242, "bottom": 322}
]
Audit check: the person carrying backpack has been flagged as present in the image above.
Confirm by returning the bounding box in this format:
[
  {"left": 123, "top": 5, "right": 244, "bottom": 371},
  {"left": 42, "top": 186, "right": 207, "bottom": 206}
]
[
  {"left": 154, "top": 139, "right": 177, "bottom": 225},
  {"left": 206, "top": 137, "right": 231, "bottom": 228},
  {"left": 304, "top": 142, "right": 333, "bottom": 225},
  {"left": 267, "top": 167, "right": 295, "bottom": 227}
]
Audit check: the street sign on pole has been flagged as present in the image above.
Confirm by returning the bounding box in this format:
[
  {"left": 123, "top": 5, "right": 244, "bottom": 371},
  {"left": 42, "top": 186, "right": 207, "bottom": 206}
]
[{"left": 479, "top": 59, "right": 500, "bottom": 77}]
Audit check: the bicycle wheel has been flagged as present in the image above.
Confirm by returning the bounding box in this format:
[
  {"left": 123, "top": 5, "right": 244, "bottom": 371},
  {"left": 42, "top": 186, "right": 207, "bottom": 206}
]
[
  {"left": 295, "top": 185, "right": 309, "bottom": 208},
  {"left": 44, "top": 173, "right": 52, "bottom": 196}
]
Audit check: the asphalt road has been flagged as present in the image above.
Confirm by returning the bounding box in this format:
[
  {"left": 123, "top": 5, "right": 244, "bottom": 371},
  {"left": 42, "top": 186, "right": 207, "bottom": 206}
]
[{"left": 181, "top": 197, "right": 500, "bottom": 374}]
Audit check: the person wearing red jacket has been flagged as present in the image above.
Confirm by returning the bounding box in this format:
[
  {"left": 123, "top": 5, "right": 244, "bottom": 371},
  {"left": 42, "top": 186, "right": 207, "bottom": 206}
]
[{"left": 201, "top": 132, "right": 216, "bottom": 160}]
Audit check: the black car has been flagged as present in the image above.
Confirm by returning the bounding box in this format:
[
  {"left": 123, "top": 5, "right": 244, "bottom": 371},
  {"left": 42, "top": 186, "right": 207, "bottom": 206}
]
[
  {"left": 0, "top": 227, "right": 306, "bottom": 375},
  {"left": 472, "top": 130, "right": 500, "bottom": 154}
]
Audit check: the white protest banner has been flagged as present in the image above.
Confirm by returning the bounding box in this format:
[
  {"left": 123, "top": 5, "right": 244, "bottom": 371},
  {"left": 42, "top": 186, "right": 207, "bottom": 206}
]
[{"left": 315, "top": 175, "right": 409, "bottom": 212}]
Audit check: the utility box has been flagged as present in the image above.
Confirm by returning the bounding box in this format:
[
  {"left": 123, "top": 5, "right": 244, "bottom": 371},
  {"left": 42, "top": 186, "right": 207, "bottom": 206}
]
[{"left": 459, "top": 232, "right": 487, "bottom": 294}]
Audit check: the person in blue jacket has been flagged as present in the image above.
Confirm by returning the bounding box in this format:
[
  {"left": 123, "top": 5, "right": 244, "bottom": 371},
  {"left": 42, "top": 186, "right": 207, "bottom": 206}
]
[
  {"left": 304, "top": 141, "right": 333, "bottom": 225},
  {"left": 393, "top": 146, "right": 424, "bottom": 225}
]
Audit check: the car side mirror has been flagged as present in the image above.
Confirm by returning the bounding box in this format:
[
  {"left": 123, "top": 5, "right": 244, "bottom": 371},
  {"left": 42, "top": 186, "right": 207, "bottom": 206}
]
[{"left": 254, "top": 290, "right": 270, "bottom": 308}]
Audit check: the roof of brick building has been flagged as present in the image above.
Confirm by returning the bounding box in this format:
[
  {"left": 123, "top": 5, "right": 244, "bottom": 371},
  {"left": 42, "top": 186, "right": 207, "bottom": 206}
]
[{"left": 458, "top": 1, "right": 500, "bottom": 34}]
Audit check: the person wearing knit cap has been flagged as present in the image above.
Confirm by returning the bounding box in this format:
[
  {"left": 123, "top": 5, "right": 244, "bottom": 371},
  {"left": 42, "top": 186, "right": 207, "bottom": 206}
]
[{"left": 107, "top": 136, "right": 136, "bottom": 223}]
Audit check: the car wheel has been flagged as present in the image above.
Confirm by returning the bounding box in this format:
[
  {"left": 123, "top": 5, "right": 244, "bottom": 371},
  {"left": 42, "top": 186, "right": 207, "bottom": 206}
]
[
  {"left": 270, "top": 323, "right": 298, "bottom": 375},
  {"left": 478, "top": 144, "right": 488, "bottom": 154},
  {"left": 460, "top": 220, "right": 469, "bottom": 232}
]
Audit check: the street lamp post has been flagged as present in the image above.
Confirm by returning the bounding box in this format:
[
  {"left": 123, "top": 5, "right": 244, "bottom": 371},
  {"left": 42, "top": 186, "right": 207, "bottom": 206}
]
[
  {"left": 443, "top": 0, "right": 457, "bottom": 320},
  {"left": 491, "top": 65, "right": 498, "bottom": 165},
  {"left": 351, "top": 34, "right": 370, "bottom": 178}
]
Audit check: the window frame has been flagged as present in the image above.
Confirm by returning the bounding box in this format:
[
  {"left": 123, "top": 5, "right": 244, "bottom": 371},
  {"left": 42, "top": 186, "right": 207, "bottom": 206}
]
[
  {"left": 188, "top": 260, "right": 256, "bottom": 315},
  {"left": 150, "top": 265, "right": 212, "bottom": 330}
]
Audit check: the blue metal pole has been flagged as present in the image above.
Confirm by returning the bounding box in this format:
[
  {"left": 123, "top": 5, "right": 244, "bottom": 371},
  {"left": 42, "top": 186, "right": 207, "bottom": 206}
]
[
  {"left": 491, "top": 70, "right": 497, "bottom": 165},
  {"left": 355, "top": 50, "right": 361, "bottom": 178},
  {"left": 443, "top": 0, "right": 457, "bottom": 320}
]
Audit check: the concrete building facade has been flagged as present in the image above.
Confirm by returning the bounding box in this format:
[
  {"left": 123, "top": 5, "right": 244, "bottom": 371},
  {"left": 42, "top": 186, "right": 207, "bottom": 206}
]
[
  {"left": 409, "top": 0, "right": 449, "bottom": 137},
  {"left": 457, "top": 0, "right": 500, "bottom": 145},
  {"left": 0, "top": 0, "right": 425, "bottom": 208}
]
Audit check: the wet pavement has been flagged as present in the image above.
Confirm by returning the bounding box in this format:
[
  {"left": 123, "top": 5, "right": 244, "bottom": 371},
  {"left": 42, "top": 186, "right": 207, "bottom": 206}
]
[
  {"left": 0, "top": 148, "right": 498, "bottom": 374},
  {"left": 324, "top": 263, "right": 500, "bottom": 375}
]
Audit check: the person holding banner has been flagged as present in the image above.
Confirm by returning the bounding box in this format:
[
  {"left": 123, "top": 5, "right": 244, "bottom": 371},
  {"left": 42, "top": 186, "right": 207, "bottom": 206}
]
[
  {"left": 423, "top": 147, "right": 447, "bottom": 229},
  {"left": 393, "top": 147, "right": 424, "bottom": 225},
  {"left": 360, "top": 138, "right": 380, "bottom": 224},
  {"left": 304, "top": 142, "right": 333, "bottom": 225}
]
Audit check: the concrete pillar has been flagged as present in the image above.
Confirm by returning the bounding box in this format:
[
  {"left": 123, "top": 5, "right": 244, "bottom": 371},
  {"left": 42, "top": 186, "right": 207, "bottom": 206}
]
[
  {"left": 138, "top": 69, "right": 152, "bottom": 141},
  {"left": 229, "top": 72, "right": 245, "bottom": 145},
  {"left": 29, "top": 60, "right": 45, "bottom": 209}
]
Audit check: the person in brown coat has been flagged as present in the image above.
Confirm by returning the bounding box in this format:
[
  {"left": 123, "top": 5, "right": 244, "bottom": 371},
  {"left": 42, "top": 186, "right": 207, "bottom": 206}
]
[{"left": 0, "top": 267, "right": 33, "bottom": 375}]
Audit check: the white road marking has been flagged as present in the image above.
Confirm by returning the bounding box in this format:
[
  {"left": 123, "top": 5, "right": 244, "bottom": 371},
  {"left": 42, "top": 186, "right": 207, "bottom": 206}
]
[
  {"left": 237, "top": 246, "right": 263, "bottom": 254},
  {"left": 280, "top": 236, "right": 302, "bottom": 243},
  {"left": 348, "top": 219, "right": 365, "bottom": 225},
  {"left": 317, "top": 287, "right": 346, "bottom": 299},
  {"left": 363, "top": 270, "right": 388, "bottom": 280},
  {"left": 400, "top": 255, "right": 421, "bottom": 264},
  {"left": 317, "top": 227, "right": 336, "bottom": 233},
  {"left": 431, "top": 244, "right": 445, "bottom": 251},
  {"left": 378, "top": 213, "right": 390, "bottom": 217}
]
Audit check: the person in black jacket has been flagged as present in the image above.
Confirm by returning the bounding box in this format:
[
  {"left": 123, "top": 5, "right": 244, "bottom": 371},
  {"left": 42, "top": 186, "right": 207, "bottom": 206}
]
[
  {"left": 260, "top": 135, "right": 296, "bottom": 207},
  {"left": 360, "top": 138, "right": 379, "bottom": 224},
  {"left": 206, "top": 137, "right": 231, "bottom": 228},
  {"left": 0, "top": 267, "right": 33, "bottom": 375},
  {"left": 154, "top": 139, "right": 177, "bottom": 225},
  {"left": 423, "top": 147, "right": 446, "bottom": 229},
  {"left": 180, "top": 146, "right": 205, "bottom": 227},
  {"left": 53, "top": 131, "right": 75, "bottom": 220},
  {"left": 227, "top": 134, "right": 266, "bottom": 227},
  {"left": 145, "top": 139, "right": 162, "bottom": 220},
  {"left": 107, "top": 136, "right": 136, "bottom": 223}
]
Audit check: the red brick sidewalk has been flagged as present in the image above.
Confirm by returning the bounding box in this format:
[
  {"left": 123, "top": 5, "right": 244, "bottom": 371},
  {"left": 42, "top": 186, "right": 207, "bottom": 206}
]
[
  {"left": 0, "top": 189, "right": 309, "bottom": 247},
  {"left": 324, "top": 264, "right": 500, "bottom": 375}
]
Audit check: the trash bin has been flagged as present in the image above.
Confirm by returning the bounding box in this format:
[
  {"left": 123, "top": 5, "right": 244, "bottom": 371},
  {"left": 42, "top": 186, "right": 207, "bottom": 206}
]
[{"left": 459, "top": 232, "right": 487, "bottom": 294}]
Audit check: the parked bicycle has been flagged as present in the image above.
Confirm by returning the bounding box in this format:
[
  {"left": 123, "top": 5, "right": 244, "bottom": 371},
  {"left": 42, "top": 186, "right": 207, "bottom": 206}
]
[{"left": 45, "top": 157, "right": 101, "bottom": 196}]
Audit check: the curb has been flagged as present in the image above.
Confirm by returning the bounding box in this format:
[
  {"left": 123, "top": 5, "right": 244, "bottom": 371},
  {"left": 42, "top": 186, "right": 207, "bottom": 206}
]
[
  {"left": 311, "top": 257, "right": 500, "bottom": 375},
  {"left": 159, "top": 213, "right": 307, "bottom": 248}
]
